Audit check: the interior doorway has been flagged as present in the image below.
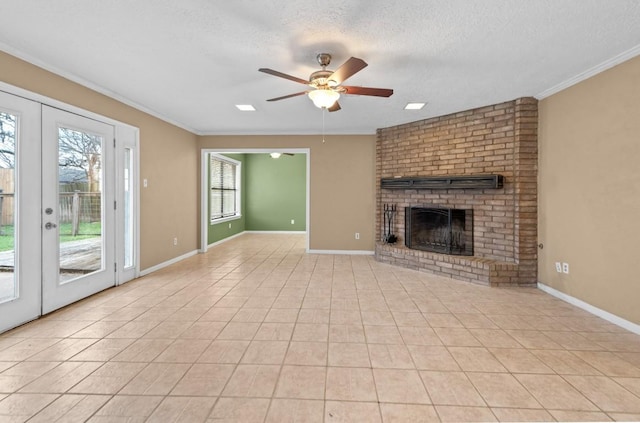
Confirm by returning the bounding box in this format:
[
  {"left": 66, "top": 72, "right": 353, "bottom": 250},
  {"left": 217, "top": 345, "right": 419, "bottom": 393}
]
[{"left": 200, "top": 148, "right": 310, "bottom": 253}]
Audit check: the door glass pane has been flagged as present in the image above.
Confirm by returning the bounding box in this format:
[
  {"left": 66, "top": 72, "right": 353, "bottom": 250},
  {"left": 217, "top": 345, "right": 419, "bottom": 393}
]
[
  {"left": 58, "top": 127, "right": 103, "bottom": 283},
  {"left": 0, "top": 112, "right": 16, "bottom": 303},
  {"left": 123, "top": 148, "right": 133, "bottom": 268}
]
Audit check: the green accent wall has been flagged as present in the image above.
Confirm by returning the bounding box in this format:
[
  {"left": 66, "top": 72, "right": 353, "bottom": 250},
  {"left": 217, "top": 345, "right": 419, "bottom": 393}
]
[
  {"left": 207, "top": 153, "right": 246, "bottom": 244},
  {"left": 246, "top": 153, "right": 306, "bottom": 231}
]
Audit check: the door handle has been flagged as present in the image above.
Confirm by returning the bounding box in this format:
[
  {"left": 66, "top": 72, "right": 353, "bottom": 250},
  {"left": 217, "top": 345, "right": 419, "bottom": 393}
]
[{"left": 45, "top": 222, "right": 57, "bottom": 230}]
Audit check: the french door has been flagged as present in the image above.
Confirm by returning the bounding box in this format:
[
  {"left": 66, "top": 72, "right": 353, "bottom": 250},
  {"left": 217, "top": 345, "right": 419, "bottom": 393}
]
[
  {"left": 0, "top": 91, "right": 42, "bottom": 332},
  {"left": 0, "top": 90, "right": 136, "bottom": 332},
  {"left": 41, "top": 106, "right": 116, "bottom": 314}
]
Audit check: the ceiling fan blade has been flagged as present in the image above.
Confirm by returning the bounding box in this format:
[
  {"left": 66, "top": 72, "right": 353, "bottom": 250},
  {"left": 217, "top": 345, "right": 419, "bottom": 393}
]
[
  {"left": 341, "top": 86, "right": 394, "bottom": 97},
  {"left": 266, "top": 91, "right": 308, "bottom": 102},
  {"left": 283, "top": 153, "right": 295, "bottom": 156},
  {"left": 259, "top": 68, "right": 309, "bottom": 85},
  {"left": 328, "top": 57, "right": 367, "bottom": 85},
  {"left": 328, "top": 101, "right": 341, "bottom": 112}
]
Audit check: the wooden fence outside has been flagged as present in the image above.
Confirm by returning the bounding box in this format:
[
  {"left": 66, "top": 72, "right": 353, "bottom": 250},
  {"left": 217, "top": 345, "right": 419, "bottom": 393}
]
[
  {"left": 59, "top": 191, "right": 101, "bottom": 235},
  {"left": 0, "top": 169, "right": 101, "bottom": 235},
  {"left": 0, "top": 168, "right": 14, "bottom": 227}
]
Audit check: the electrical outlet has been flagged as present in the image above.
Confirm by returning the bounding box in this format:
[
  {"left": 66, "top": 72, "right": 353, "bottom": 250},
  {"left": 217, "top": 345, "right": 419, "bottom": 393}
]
[
  {"left": 562, "top": 262, "right": 570, "bottom": 274},
  {"left": 228, "top": 223, "right": 232, "bottom": 229},
  {"left": 173, "top": 237, "right": 178, "bottom": 246},
  {"left": 555, "top": 262, "right": 562, "bottom": 273},
  {"left": 143, "top": 178, "right": 148, "bottom": 188},
  {"left": 291, "top": 219, "right": 295, "bottom": 225},
  {"left": 355, "top": 232, "right": 360, "bottom": 240}
]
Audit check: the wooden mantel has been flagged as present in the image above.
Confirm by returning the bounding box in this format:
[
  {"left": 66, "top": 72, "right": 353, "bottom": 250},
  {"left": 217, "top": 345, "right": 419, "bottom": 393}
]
[{"left": 380, "top": 174, "right": 504, "bottom": 190}]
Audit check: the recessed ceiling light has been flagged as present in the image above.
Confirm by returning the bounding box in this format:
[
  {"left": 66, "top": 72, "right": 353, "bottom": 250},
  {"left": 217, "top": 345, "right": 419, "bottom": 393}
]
[
  {"left": 235, "top": 104, "right": 256, "bottom": 111},
  {"left": 404, "top": 102, "right": 426, "bottom": 110}
]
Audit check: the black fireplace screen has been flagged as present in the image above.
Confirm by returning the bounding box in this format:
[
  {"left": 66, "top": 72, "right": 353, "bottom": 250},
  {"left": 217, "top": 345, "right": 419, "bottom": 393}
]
[{"left": 405, "top": 207, "right": 473, "bottom": 255}]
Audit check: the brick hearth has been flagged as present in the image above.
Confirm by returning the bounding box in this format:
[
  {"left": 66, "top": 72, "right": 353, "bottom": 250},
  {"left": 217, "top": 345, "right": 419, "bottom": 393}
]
[{"left": 375, "top": 97, "right": 538, "bottom": 286}]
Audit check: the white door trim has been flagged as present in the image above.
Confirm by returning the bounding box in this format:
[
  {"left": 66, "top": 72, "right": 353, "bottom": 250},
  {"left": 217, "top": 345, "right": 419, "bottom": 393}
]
[{"left": 115, "top": 125, "right": 140, "bottom": 285}]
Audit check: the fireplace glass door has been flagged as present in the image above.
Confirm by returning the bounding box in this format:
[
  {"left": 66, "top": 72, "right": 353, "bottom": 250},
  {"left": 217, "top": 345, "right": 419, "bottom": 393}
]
[{"left": 405, "top": 206, "right": 473, "bottom": 255}]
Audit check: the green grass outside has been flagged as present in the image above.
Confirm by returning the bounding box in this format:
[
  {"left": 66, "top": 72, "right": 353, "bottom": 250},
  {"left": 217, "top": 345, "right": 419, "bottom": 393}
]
[{"left": 0, "top": 222, "right": 101, "bottom": 252}]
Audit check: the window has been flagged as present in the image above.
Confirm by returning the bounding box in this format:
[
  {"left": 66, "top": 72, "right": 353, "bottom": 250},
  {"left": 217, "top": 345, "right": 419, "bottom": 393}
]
[{"left": 210, "top": 154, "right": 241, "bottom": 222}]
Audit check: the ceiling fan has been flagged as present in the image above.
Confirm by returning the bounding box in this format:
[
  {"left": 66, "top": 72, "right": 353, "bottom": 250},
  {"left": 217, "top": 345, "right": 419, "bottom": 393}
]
[
  {"left": 259, "top": 53, "right": 393, "bottom": 112},
  {"left": 269, "top": 152, "right": 294, "bottom": 158}
]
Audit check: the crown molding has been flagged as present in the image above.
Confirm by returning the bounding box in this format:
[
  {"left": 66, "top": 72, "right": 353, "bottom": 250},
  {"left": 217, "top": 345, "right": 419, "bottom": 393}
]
[
  {"left": 536, "top": 43, "right": 640, "bottom": 99},
  {"left": 0, "top": 42, "right": 198, "bottom": 135}
]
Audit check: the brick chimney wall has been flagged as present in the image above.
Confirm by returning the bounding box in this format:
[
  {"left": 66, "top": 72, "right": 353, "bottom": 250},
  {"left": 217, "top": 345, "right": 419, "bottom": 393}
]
[{"left": 375, "top": 98, "right": 538, "bottom": 286}]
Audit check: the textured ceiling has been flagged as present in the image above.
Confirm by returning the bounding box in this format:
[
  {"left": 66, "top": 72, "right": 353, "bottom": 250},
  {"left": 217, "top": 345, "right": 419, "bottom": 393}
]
[{"left": 1, "top": 1, "right": 640, "bottom": 135}]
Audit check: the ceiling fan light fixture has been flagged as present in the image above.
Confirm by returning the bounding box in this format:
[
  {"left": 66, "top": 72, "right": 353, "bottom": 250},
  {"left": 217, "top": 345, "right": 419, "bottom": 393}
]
[
  {"left": 308, "top": 89, "right": 340, "bottom": 109},
  {"left": 270, "top": 152, "right": 282, "bottom": 159}
]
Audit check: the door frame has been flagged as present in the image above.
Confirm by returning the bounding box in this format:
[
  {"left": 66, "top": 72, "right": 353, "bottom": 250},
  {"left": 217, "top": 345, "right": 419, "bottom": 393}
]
[
  {"left": 199, "top": 148, "right": 311, "bottom": 253},
  {"left": 0, "top": 81, "right": 140, "bottom": 320},
  {"left": 115, "top": 125, "right": 139, "bottom": 285}
]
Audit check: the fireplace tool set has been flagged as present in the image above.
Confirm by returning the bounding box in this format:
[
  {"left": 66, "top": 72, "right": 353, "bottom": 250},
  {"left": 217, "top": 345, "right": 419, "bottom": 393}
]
[{"left": 383, "top": 204, "right": 397, "bottom": 244}]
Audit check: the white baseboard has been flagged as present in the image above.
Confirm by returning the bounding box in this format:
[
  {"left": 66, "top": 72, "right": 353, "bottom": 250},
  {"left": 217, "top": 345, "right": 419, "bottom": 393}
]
[
  {"left": 307, "top": 249, "right": 375, "bottom": 255},
  {"left": 537, "top": 282, "right": 640, "bottom": 335},
  {"left": 207, "top": 231, "right": 246, "bottom": 249},
  {"left": 139, "top": 250, "right": 199, "bottom": 277},
  {"left": 244, "top": 230, "right": 307, "bottom": 234}
]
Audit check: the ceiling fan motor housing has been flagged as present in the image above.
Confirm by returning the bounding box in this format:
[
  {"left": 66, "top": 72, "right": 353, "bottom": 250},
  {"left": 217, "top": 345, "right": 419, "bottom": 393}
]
[{"left": 309, "top": 70, "right": 335, "bottom": 88}]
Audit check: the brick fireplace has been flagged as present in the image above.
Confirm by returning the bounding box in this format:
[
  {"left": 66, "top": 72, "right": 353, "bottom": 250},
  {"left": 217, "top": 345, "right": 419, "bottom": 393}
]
[{"left": 375, "top": 97, "right": 538, "bottom": 286}]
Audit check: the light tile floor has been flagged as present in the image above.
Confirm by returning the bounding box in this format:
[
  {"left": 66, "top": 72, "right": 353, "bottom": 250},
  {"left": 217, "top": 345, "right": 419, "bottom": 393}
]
[{"left": 1, "top": 233, "right": 640, "bottom": 422}]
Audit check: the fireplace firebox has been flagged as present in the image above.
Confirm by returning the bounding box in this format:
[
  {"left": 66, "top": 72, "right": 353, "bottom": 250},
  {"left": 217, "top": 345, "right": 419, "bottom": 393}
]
[{"left": 405, "top": 207, "right": 473, "bottom": 255}]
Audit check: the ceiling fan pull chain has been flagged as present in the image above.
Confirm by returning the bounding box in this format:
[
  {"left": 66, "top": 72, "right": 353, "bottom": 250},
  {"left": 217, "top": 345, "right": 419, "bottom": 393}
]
[{"left": 322, "top": 107, "right": 326, "bottom": 143}]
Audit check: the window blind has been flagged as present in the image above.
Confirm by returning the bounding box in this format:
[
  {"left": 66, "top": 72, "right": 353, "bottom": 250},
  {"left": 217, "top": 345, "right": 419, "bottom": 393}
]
[{"left": 210, "top": 156, "right": 237, "bottom": 220}]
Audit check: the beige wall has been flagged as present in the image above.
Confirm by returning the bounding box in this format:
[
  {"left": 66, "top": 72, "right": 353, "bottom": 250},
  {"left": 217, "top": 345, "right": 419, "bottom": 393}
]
[
  {"left": 0, "top": 51, "right": 200, "bottom": 270},
  {"left": 538, "top": 55, "right": 640, "bottom": 324},
  {"left": 0, "top": 50, "right": 377, "bottom": 274},
  {"left": 199, "top": 135, "right": 376, "bottom": 251}
]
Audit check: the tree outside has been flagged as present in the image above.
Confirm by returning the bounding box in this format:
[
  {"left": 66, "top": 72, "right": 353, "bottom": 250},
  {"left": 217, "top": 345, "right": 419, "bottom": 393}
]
[{"left": 0, "top": 112, "right": 102, "bottom": 253}]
